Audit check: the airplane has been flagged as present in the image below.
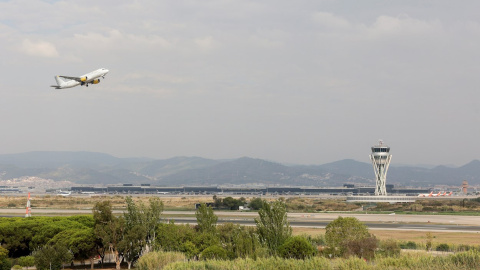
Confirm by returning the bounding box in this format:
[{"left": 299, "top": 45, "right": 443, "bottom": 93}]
[
  {"left": 431, "top": 192, "right": 442, "bottom": 197},
  {"left": 50, "top": 68, "right": 109, "bottom": 89},
  {"left": 56, "top": 190, "right": 71, "bottom": 197},
  {"left": 418, "top": 191, "right": 433, "bottom": 197}
]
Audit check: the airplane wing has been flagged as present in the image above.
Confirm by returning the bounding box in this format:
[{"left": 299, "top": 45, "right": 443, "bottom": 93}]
[{"left": 59, "top": 76, "right": 86, "bottom": 82}]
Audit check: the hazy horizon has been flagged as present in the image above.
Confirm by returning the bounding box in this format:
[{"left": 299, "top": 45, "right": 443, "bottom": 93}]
[
  {"left": 1, "top": 1, "right": 479, "bottom": 166},
  {"left": 0, "top": 150, "right": 474, "bottom": 169}
]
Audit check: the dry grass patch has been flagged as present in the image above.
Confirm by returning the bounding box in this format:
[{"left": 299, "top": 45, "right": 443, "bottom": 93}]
[
  {"left": 0, "top": 195, "right": 218, "bottom": 210},
  {"left": 292, "top": 227, "right": 479, "bottom": 246}
]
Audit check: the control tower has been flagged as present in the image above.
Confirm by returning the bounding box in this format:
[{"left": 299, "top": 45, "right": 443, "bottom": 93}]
[{"left": 369, "top": 140, "right": 392, "bottom": 196}]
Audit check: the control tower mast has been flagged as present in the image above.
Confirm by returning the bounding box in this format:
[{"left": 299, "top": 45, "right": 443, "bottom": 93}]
[
  {"left": 25, "top": 192, "right": 31, "bottom": 217},
  {"left": 369, "top": 140, "right": 392, "bottom": 196}
]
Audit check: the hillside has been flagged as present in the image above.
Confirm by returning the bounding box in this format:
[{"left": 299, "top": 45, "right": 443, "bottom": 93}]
[{"left": 0, "top": 151, "right": 478, "bottom": 187}]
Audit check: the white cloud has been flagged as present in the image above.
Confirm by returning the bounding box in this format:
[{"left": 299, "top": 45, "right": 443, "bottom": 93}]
[
  {"left": 369, "top": 15, "right": 442, "bottom": 37},
  {"left": 311, "top": 12, "right": 351, "bottom": 29},
  {"left": 20, "top": 39, "right": 59, "bottom": 58},
  {"left": 194, "top": 36, "right": 217, "bottom": 50}
]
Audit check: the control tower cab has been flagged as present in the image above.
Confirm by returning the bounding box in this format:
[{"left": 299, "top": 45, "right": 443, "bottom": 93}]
[{"left": 369, "top": 140, "right": 392, "bottom": 196}]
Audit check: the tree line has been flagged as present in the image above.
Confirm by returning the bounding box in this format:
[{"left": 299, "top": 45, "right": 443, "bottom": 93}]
[{"left": 0, "top": 196, "right": 438, "bottom": 270}]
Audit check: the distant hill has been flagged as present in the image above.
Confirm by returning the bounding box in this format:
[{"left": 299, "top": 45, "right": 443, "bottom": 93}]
[{"left": 0, "top": 151, "right": 478, "bottom": 187}]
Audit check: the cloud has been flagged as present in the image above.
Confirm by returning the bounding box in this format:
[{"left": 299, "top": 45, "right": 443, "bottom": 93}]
[
  {"left": 369, "top": 15, "right": 442, "bottom": 37},
  {"left": 194, "top": 36, "right": 217, "bottom": 50},
  {"left": 311, "top": 12, "right": 351, "bottom": 29},
  {"left": 20, "top": 39, "right": 59, "bottom": 58}
]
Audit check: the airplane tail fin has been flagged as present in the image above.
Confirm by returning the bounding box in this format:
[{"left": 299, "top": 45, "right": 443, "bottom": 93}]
[{"left": 55, "top": 75, "right": 66, "bottom": 86}]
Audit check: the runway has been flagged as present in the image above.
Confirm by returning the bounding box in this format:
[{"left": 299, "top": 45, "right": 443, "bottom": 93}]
[
  {"left": 168, "top": 217, "right": 480, "bottom": 233},
  {"left": 1, "top": 209, "right": 479, "bottom": 233}
]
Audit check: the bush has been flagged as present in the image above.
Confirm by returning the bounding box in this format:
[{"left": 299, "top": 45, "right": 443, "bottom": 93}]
[
  {"left": 436, "top": 243, "right": 450, "bottom": 252},
  {"left": 0, "top": 258, "right": 11, "bottom": 270},
  {"left": 249, "top": 198, "right": 263, "bottom": 210},
  {"left": 450, "top": 250, "right": 480, "bottom": 269},
  {"left": 377, "top": 239, "right": 401, "bottom": 257},
  {"left": 344, "top": 236, "right": 377, "bottom": 260},
  {"left": 18, "top": 256, "right": 35, "bottom": 268},
  {"left": 325, "top": 217, "right": 373, "bottom": 258},
  {"left": 399, "top": 241, "right": 417, "bottom": 250},
  {"left": 306, "top": 234, "right": 325, "bottom": 246},
  {"left": 136, "top": 251, "right": 185, "bottom": 270},
  {"left": 200, "top": 245, "right": 228, "bottom": 260},
  {"left": 278, "top": 236, "right": 317, "bottom": 259}
]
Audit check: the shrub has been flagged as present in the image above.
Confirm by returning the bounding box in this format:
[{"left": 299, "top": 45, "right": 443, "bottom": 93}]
[
  {"left": 325, "top": 217, "right": 373, "bottom": 258},
  {"left": 456, "top": 244, "right": 472, "bottom": 252},
  {"left": 278, "top": 236, "right": 317, "bottom": 259},
  {"left": 449, "top": 250, "right": 480, "bottom": 269},
  {"left": 136, "top": 251, "right": 185, "bottom": 270},
  {"left": 436, "top": 243, "right": 450, "bottom": 252},
  {"left": 377, "top": 239, "right": 401, "bottom": 257},
  {"left": 306, "top": 234, "right": 325, "bottom": 246},
  {"left": 18, "top": 256, "right": 35, "bottom": 268},
  {"left": 249, "top": 198, "right": 264, "bottom": 210},
  {"left": 399, "top": 241, "right": 417, "bottom": 250},
  {"left": 200, "top": 245, "right": 228, "bottom": 260},
  {"left": 344, "top": 236, "right": 377, "bottom": 260}
]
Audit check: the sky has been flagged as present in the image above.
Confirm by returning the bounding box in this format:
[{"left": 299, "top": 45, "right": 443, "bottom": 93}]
[{"left": 0, "top": 0, "right": 479, "bottom": 167}]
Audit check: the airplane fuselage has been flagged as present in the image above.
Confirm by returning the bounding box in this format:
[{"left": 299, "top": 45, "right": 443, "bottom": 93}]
[{"left": 51, "top": 68, "right": 109, "bottom": 89}]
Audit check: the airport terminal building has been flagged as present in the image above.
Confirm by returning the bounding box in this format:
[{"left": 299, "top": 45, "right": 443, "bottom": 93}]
[{"left": 70, "top": 184, "right": 429, "bottom": 196}]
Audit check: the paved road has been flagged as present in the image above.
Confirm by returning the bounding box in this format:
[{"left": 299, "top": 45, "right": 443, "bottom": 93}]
[
  {"left": 2, "top": 208, "right": 478, "bottom": 232},
  {"left": 166, "top": 217, "right": 480, "bottom": 233}
]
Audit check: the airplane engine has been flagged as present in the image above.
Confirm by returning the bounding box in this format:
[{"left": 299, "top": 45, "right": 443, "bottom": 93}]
[
  {"left": 92, "top": 79, "right": 100, "bottom": 84},
  {"left": 80, "top": 76, "right": 87, "bottom": 82}
]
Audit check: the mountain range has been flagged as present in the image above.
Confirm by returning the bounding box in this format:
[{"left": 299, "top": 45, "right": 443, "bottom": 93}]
[{"left": 0, "top": 151, "right": 478, "bottom": 187}]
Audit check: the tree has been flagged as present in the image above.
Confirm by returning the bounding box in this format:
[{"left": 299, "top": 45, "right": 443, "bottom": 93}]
[
  {"left": 248, "top": 198, "right": 264, "bottom": 210},
  {"left": 0, "top": 247, "right": 11, "bottom": 270},
  {"left": 118, "top": 224, "right": 146, "bottom": 269},
  {"left": 195, "top": 203, "right": 218, "bottom": 233},
  {"left": 278, "top": 236, "right": 317, "bottom": 259},
  {"left": 325, "top": 216, "right": 375, "bottom": 258},
  {"left": 33, "top": 244, "right": 73, "bottom": 270},
  {"left": 200, "top": 245, "right": 228, "bottom": 260},
  {"left": 426, "top": 232, "right": 433, "bottom": 251},
  {"left": 48, "top": 229, "right": 97, "bottom": 269},
  {"left": 255, "top": 200, "right": 292, "bottom": 255},
  {"left": 18, "top": 256, "right": 35, "bottom": 269},
  {"left": 93, "top": 201, "right": 125, "bottom": 270},
  {"left": 155, "top": 222, "right": 196, "bottom": 252},
  {"left": 121, "top": 197, "right": 163, "bottom": 269},
  {"left": 217, "top": 223, "right": 263, "bottom": 259},
  {"left": 222, "top": 197, "right": 245, "bottom": 210}
]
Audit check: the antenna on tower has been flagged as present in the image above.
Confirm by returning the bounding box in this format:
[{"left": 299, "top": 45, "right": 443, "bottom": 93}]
[{"left": 25, "top": 192, "right": 31, "bottom": 218}]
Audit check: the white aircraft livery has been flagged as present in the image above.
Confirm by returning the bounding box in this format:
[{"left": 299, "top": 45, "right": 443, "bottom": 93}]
[{"left": 50, "top": 68, "right": 109, "bottom": 89}]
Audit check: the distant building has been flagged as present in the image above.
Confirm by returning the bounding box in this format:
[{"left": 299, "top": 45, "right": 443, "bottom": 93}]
[{"left": 462, "top": 180, "right": 469, "bottom": 194}]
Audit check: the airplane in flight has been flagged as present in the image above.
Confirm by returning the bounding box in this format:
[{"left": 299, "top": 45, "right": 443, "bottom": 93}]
[{"left": 50, "top": 68, "right": 109, "bottom": 89}]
